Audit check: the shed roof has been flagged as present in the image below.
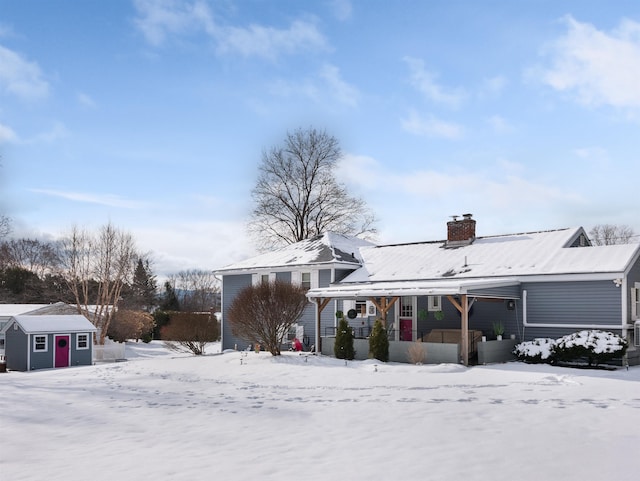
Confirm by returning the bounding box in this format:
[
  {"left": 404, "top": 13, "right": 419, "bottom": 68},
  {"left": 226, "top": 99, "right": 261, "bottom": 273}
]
[{"left": 4, "top": 315, "right": 97, "bottom": 334}]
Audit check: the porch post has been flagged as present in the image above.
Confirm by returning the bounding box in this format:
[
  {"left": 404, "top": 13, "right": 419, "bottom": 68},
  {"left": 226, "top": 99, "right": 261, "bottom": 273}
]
[
  {"left": 461, "top": 294, "right": 469, "bottom": 366},
  {"left": 313, "top": 298, "right": 331, "bottom": 355}
]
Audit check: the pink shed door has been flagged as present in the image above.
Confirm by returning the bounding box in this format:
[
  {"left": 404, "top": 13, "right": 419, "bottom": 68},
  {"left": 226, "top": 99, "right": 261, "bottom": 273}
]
[{"left": 54, "top": 335, "right": 70, "bottom": 368}]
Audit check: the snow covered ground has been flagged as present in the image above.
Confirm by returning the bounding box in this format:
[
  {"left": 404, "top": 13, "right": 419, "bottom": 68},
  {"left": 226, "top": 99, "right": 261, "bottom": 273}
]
[{"left": 2, "top": 341, "right": 640, "bottom": 481}]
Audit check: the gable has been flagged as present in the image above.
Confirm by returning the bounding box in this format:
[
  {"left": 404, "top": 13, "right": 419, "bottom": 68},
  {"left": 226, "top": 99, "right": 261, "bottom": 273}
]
[{"left": 6, "top": 315, "right": 97, "bottom": 334}]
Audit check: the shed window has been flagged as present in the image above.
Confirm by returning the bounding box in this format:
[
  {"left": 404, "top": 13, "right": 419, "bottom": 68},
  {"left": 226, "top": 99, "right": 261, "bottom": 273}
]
[
  {"left": 34, "top": 335, "right": 48, "bottom": 352},
  {"left": 77, "top": 333, "right": 90, "bottom": 350}
]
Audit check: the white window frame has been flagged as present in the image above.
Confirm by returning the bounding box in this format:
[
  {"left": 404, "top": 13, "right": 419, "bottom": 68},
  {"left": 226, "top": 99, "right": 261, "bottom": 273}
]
[
  {"left": 252, "top": 272, "right": 275, "bottom": 286},
  {"left": 301, "top": 272, "right": 312, "bottom": 290},
  {"left": 34, "top": 335, "right": 48, "bottom": 352},
  {"left": 632, "top": 283, "right": 640, "bottom": 320},
  {"left": 76, "top": 333, "right": 90, "bottom": 350},
  {"left": 292, "top": 270, "right": 318, "bottom": 290},
  {"left": 428, "top": 295, "right": 442, "bottom": 311}
]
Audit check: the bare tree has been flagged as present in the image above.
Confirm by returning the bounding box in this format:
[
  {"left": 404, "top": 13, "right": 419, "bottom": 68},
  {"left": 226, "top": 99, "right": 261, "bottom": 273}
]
[
  {"left": 167, "top": 269, "right": 220, "bottom": 312},
  {"left": 2, "top": 238, "right": 59, "bottom": 278},
  {"left": 248, "top": 127, "right": 377, "bottom": 251},
  {"left": 227, "top": 280, "right": 309, "bottom": 356},
  {"left": 589, "top": 224, "right": 636, "bottom": 245},
  {"left": 58, "top": 223, "right": 138, "bottom": 344},
  {"left": 161, "top": 312, "right": 220, "bottom": 355},
  {"left": 0, "top": 215, "right": 10, "bottom": 240}
]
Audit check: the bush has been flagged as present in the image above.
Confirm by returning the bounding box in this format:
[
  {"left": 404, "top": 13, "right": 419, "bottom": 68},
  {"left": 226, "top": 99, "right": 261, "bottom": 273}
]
[
  {"left": 161, "top": 312, "right": 220, "bottom": 355},
  {"left": 334, "top": 317, "right": 355, "bottom": 360},
  {"left": 513, "top": 338, "right": 555, "bottom": 363},
  {"left": 107, "top": 310, "right": 155, "bottom": 343},
  {"left": 514, "top": 330, "right": 628, "bottom": 367},
  {"left": 552, "top": 330, "right": 628, "bottom": 367},
  {"left": 407, "top": 342, "right": 426, "bottom": 364},
  {"left": 369, "top": 318, "right": 389, "bottom": 362},
  {"left": 227, "top": 280, "right": 309, "bottom": 356}
]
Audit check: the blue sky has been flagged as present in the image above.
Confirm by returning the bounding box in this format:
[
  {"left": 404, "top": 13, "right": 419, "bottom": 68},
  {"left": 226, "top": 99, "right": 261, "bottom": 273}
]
[{"left": 2, "top": 0, "right": 640, "bottom": 277}]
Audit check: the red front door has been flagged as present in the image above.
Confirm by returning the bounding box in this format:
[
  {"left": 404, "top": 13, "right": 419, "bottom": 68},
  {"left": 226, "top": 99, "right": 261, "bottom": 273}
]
[
  {"left": 54, "top": 335, "right": 70, "bottom": 368},
  {"left": 400, "top": 318, "right": 413, "bottom": 341}
]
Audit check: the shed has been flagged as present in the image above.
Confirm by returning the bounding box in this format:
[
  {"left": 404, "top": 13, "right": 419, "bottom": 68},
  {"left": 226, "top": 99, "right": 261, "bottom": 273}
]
[{"left": 1, "top": 315, "right": 97, "bottom": 371}]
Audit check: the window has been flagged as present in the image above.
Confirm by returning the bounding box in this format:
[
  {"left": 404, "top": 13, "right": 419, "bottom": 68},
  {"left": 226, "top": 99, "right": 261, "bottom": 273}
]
[
  {"left": 355, "top": 300, "right": 367, "bottom": 316},
  {"left": 261, "top": 274, "right": 270, "bottom": 284},
  {"left": 301, "top": 272, "right": 311, "bottom": 290},
  {"left": 632, "top": 284, "right": 640, "bottom": 320},
  {"left": 34, "top": 335, "right": 48, "bottom": 352},
  {"left": 77, "top": 333, "right": 90, "bottom": 350},
  {"left": 400, "top": 297, "right": 413, "bottom": 317},
  {"left": 428, "top": 296, "right": 441, "bottom": 311}
]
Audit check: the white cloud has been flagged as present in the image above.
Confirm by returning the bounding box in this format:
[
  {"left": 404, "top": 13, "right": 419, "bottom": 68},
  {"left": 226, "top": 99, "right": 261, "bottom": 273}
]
[
  {"left": 77, "top": 92, "right": 96, "bottom": 108},
  {"left": 0, "top": 44, "right": 49, "bottom": 100},
  {"left": 30, "top": 189, "right": 147, "bottom": 209},
  {"left": 482, "top": 75, "right": 508, "bottom": 96},
  {"left": 319, "top": 64, "right": 359, "bottom": 107},
  {"left": 29, "top": 122, "right": 69, "bottom": 143},
  {"left": 401, "top": 110, "right": 464, "bottom": 139},
  {"left": 329, "top": 0, "right": 352, "bottom": 21},
  {"left": 0, "top": 122, "right": 18, "bottom": 143},
  {"left": 403, "top": 56, "right": 465, "bottom": 107},
  {"left": 540, "top": 16, "right": 640, "bottom": 109},
  {"left": 486, "top": 115, "right": 513, "bottom": 134},
  {"left": 134, "top": 0, "right": 327, "bottom": 60},
  {"left": 133, "top": 0, "right": 215, "bottom": 46},
  {"left": 217, "top": 19, "right": 327, "bottom": 60},
  {"left": 267, "top": 64, "right": 359, "bottom": 109}
]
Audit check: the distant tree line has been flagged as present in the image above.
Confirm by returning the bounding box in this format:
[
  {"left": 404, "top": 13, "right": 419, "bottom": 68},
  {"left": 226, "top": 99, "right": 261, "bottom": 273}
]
[{"left": 0, "top": 223, "right": 220, "bottom": 348}]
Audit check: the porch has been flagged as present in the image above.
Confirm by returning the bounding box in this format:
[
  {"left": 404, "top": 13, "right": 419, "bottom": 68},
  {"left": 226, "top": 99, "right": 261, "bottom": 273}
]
[{"left": 307, "top": 278, "right": 522, "bottom": 366}]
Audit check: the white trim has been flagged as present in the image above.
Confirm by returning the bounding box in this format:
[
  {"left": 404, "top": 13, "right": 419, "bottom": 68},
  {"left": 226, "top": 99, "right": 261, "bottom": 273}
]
[
  {"left": 76, "top": 333, "right": 90, "bottom": 350},
  {"left": 33, "top": 334, "right": 48, "bottom": 352},
  {"left": 428, "top": 295, "right": 441, "bottom": 311}
]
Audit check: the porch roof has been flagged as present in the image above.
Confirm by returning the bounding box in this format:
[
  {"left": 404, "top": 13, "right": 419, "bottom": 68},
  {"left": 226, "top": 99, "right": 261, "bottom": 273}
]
[{"left": 306, "top": 277, "right": 520, "bottom": 299}]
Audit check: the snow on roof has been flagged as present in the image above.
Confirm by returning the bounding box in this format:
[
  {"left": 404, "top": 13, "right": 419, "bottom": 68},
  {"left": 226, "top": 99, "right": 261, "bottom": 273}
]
[
  {"left": 0, "top": 304, "right": 52, "bottom": 317},
  {"left": 340, "top": 227, "right": 640, "bottom": 284},
  {"left": 214, "top": 232, "right": 374, "bottom": 273},
  {"left": 6, "top": 315, "right": 97, "bottom": 334}
]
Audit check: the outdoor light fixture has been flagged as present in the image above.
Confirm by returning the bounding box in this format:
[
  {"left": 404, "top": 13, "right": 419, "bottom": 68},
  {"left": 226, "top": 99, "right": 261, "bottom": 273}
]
[{"left": 613, "top": 279, "right": 623, "bottom": 287}]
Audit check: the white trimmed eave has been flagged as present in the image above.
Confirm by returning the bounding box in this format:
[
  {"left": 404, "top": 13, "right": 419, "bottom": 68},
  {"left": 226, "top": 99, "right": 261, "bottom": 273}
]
[
  {"left": 306, "top": 278, "right": 521, "bottom": 300},
  {"left": 214, "top": 260, "right": 362, "bottom": 276}
]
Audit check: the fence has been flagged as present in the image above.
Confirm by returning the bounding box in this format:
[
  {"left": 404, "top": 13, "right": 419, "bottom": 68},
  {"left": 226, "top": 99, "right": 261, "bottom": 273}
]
[{"left": 93, "top": 341, "right": 126, "bottom": 362}]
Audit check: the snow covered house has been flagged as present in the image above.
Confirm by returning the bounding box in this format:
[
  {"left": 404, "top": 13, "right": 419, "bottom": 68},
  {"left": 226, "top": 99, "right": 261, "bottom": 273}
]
[
  {"left": 1, "top": 314, "right": 97, "bottom": 371},
  {"left": 215, "top": 215, "right": 640, "bottom": 365}
]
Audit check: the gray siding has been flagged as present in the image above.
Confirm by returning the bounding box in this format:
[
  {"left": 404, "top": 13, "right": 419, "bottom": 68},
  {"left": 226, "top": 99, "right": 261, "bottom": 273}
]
[
  {"left": 5, "top": 325, "right": 28, "bottom": 371},
  {"left": 522, "top": 280, "right": 623, "bottom": 340},
  {"left": 30, "top": 333, "right": 54, "bottom": 370},
  {"left": 469, "top": 285, "right": 521, "bottom": 299},
  {"left": 221, "top": 270, "right": 336, "bottom": 351},
  {"left": 221, "top": 274, "right": 252, "bottom": 350},
  {"left": 71, "top": 333, "right": 93, "bottom": 366}
]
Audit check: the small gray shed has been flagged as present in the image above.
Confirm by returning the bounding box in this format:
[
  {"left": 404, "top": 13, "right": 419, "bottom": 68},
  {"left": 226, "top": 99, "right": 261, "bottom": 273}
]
[{"left": 1, "top": 315, "right": 97, "bottom": 371}]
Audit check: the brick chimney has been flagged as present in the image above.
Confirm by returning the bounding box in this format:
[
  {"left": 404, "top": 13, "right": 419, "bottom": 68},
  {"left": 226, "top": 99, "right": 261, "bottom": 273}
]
[{"left": 446, "top": 213, "right": 476, "bottom": 247}]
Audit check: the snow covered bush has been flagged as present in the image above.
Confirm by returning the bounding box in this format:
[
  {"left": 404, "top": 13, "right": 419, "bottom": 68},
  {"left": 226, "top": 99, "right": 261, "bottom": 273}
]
[
  {"left": 552, "top": 330, "right": 628, "bottom": 367},
  {"left": 513, "top": 338, "right": 555, "bottom": 364}
]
